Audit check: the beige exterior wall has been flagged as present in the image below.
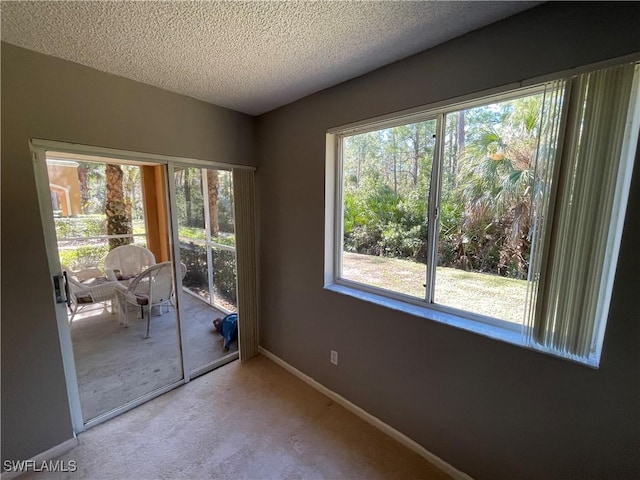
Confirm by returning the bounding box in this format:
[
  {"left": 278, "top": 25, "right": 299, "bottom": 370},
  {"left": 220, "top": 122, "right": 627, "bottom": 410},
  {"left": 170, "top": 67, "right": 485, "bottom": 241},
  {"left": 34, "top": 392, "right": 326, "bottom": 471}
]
[{"left": 46, "top": 162, "right": 82, "bottom": 216}]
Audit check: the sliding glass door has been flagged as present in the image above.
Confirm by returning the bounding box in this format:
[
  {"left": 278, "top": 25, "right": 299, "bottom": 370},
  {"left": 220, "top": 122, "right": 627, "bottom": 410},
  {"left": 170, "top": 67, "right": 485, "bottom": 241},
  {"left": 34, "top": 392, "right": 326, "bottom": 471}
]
[{"left": 33, "top": 141, "right": 254, "bottom": 433}]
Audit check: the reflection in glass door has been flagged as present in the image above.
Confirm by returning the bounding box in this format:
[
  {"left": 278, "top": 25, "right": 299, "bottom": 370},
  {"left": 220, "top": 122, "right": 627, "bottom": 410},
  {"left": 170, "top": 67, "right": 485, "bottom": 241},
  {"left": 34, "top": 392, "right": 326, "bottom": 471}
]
[
  {"left": 44, "top": 156, "right": 183, "bottom": 424},
  {"left": 173, "top": 166, "right": 238, "bottom": 375}
]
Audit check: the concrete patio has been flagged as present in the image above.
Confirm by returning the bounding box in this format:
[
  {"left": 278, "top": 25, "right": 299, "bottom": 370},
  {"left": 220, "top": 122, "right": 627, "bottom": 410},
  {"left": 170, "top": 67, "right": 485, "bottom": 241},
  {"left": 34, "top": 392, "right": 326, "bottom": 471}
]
[{"left": 69, "top": 292, "right": 237, "bottom": 422}]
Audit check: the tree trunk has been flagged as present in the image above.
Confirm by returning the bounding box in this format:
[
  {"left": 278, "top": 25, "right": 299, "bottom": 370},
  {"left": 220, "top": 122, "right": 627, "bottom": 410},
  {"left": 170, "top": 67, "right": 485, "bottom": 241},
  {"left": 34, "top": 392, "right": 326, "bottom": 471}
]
[
  {"left": 77, "top": 164, "right": 89, "bottom": 213},
  {"left": 392, "top": 130, "right": 398, "bottom": 195},
  {"left": 206, "top": 169, "right": 219, "bottom": 237},
  {"left": 122, "top": 167, "right": 136, "bottom": 227},
  {"left": 105, "top": 164, "right": 132, "bottom": 249},
  {"left": 411, "top": 126, "right": 420, "bottom": 186},
  {"left": 456, "top": 110, "right": 465, "bottom": 179},
  {"left": 446, "top": 117, "right": 455, "bottom": 188},
  {"left": 356, "top": 145, "right": 363, "bottom": 187},
  {"left": 184, "top": 168, "right": 192, "bottom": 226}
]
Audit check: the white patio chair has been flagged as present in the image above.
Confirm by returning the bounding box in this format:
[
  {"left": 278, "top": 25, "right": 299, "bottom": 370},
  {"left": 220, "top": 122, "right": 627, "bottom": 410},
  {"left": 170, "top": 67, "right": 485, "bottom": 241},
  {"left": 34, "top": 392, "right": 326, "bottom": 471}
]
[
  {"left": 115, "top": 261, "right": 174, "bottom": 338},
  {"left": 104, "top": 245, "right": 156, "bottom": 283},
  {"left": 63, "top": 266, "right": 118, "bottom": 324}
]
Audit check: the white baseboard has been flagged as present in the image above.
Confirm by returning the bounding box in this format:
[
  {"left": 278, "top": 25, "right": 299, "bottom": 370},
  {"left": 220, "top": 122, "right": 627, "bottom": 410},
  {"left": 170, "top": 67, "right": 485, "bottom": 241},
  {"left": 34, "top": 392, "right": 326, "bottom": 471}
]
[
  {"left": 259, "top": 347, "right": 473, "bottom": 480},
  {"left": 1, "top": 436, "right": 79, "bottom": 480}
]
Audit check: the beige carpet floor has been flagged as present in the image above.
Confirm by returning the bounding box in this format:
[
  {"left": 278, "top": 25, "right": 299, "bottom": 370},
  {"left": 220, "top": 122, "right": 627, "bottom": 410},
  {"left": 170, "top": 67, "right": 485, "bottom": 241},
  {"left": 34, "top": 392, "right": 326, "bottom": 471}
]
[{"left": 21, "top": 355, "right": 452, "bottom": 479}]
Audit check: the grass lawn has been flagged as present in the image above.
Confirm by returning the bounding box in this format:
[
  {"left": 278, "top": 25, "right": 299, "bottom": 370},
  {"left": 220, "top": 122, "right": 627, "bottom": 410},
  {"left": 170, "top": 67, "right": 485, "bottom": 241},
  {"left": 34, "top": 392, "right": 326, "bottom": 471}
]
[{"left": 342, "top": 252, "right": 528, "bottom": 325}]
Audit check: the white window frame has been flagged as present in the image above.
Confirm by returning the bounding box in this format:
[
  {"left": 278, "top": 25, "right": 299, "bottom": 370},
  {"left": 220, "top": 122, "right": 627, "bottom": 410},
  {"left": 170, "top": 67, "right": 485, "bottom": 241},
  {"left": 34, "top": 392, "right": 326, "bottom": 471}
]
[{"left": 324, "top": 59, "right": 640, "bottom": 367}]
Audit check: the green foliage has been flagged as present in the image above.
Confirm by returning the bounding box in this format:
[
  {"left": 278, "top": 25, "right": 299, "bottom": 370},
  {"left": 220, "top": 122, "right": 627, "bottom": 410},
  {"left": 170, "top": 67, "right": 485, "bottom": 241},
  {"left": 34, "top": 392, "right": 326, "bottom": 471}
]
[
  {"left": 55, "top": 215, "right": 107, "bottom": 239},
  {"left": 342, "top": 92, "right": 548, "bottom": 279},
  {"left": 344, "top": 174, "right": 428, "bottom": 260},
  {"left": 437, "top": 191, "right": 465, "bottom": 266},
  {"left": 59, "top": 245, "right": 110, "bottom": 270},
  {"left": 175, "top": 168, "right": 205, "bottom": 228},
  {"left": 217, "top": 171, "right": 235, "bottom": 234},
  {"left": 174, "top": 168, "right": 235, "bottom": 234},
  {"left": 177, "top": 226, "right": 236, "bottom": 249},
  {"left": 180, "top": 242, "right": 237, "bottom": 305},
  {"left": 179, "top": 226, "right": 206, "bottom": 241},
  {"left": 212, "top": 249, "right": 237, "bottom": 301},
  {"left": 342, "top": 121, "right": 435, "bottom": 261},
  {"left": 214, "top": 234, "right": 236, "bottom": 248},
  {"left": 56, "top": 216, "right": 147, "bottom": 242}
]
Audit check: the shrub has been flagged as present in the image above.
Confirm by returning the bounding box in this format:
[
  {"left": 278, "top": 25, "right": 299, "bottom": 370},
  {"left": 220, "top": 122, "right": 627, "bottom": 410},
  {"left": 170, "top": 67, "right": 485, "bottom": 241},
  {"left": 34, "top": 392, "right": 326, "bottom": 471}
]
[
  {"left": 55, "top": 215, "right": 107, "bottom": 239},
  {"left": 59, "top": 244, "right": 110, "bottom": 270},
  {"left": 180, "top": 242, "right": 237, "bottom": 305}
]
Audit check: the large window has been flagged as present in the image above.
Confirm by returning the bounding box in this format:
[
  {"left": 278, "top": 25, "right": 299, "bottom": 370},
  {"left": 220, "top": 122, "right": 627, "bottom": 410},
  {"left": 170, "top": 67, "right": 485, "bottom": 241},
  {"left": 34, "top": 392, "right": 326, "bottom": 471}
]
[{"left": 326, "top": 61, "right": 639, "bottom": 366}]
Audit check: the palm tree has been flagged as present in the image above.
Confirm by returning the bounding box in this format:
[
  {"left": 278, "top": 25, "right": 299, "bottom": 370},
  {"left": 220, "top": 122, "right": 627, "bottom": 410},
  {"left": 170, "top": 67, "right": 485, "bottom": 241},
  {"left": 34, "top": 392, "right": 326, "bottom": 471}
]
[
  {"left": 105, "top": 164, "right": 132, "bottom": 249},
  {"left": 454, "top": 95, "right": 543, "bottom": 277}
]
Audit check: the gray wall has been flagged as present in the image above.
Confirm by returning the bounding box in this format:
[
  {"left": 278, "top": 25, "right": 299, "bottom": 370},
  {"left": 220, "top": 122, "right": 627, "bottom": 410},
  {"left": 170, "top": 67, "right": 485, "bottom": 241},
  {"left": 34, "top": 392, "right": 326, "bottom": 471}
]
[
  {"left": 2, "top": 2, "right": 639, "bottom": 478},
  {"left": 1, "top": 43, "right": 256, "bottom": 462},
  {"left": 256, "top": 3, "right": 640, "bottom": 479}
]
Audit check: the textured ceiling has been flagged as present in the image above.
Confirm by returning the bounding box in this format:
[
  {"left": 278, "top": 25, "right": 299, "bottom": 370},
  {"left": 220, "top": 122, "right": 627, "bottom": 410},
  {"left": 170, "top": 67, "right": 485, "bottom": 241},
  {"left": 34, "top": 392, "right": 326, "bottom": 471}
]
[{"left": 1, "top": 1, "right": 539, "bottom": 115}]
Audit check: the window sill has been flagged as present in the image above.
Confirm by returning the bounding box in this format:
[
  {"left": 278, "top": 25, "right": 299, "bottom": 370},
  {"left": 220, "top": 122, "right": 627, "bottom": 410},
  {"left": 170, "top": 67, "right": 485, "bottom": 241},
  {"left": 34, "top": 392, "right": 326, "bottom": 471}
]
[
  {"left": 326, "top": 282, "right": 523, "bottom": 343},
  {"left": 324, "top": 282, "right": 600, "bottom": 368}
]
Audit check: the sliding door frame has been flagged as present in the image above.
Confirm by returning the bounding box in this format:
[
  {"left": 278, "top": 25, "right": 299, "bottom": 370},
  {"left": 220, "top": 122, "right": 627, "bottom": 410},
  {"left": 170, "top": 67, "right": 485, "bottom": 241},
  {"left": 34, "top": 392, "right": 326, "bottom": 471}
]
[{"left": 30, "top": 138, "right": 254, "bottom": 433}]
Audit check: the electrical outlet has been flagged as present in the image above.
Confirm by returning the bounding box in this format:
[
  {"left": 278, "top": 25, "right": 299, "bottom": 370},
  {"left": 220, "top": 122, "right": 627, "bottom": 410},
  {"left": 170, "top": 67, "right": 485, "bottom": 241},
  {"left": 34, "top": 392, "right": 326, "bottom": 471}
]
[{"left": 330, "top": 350, "right": 338, "bottom": 365}]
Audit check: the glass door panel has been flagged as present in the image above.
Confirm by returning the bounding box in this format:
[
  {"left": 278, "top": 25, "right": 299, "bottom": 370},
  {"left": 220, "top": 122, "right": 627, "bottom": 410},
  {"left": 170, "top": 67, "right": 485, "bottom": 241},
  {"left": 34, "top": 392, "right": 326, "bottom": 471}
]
[
  {"left": 46, "top": 156, "right": 183, "bottom": 424},
  {"left": 173, "top": 166, "right": 238, "bottom": 375}
]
